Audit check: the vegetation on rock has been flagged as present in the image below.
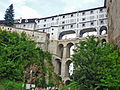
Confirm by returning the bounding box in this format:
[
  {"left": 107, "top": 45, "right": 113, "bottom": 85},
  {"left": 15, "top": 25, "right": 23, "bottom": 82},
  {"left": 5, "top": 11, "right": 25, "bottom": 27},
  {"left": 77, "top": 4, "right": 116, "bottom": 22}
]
[{"left": 0, "top": 29, "right": 62, "bottom": 89}]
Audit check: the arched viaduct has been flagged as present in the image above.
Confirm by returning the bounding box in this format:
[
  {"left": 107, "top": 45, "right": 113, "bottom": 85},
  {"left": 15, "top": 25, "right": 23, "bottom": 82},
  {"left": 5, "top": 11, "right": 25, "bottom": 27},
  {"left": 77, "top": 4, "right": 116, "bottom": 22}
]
[{"left": 48, "top": 34, "right": 108, "bottom": 85}]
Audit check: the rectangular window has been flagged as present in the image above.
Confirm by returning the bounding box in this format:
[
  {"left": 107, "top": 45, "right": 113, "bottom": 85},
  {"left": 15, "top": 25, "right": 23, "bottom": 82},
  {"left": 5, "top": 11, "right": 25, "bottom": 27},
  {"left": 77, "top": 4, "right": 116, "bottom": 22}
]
[
  {"left": 71, "top": 25, "right": 73, "bottom": 28},
  {"left": 82, "top": 18, "right": 85, "bottom": 21},
  {"left": 44, "top": 24, "right": 46, "bottom": 27},
  {"left": 62, "top": 26, "right": 64, "bottom": 29},
  {"left": 82, "top": 12, "right": 85, "bottom": 15},
  {"left": 71, "top": 14, "right": 73, "bottom": 17},
  {"left": 100, "top": 20, "right": 104, "bottom": 24},
  {"left": 90, "top": 11, "right": 93, "bottom": 14},
  {"left": 62, "top": 21, "right": 65, "bottom": 24},
  {"left": 52, "top": 17, "right": 54, "bottom": 20},
  {"left": 82, "top": 23, "right": 85, "bottom": 27},
  {"left": 100, "top": 8, "right": 103, "bottom": 12},
  {"left": 63, "top": 16, "right": 65, "bottom": 18},
  {"left": 91, "top": 22, "right": 94, "bottom": 26}
]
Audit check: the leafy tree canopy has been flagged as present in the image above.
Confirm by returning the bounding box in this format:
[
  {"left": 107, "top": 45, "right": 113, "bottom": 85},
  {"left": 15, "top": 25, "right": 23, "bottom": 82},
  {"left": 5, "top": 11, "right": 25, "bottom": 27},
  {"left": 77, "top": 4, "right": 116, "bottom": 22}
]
[{"left": 72, "top": 36, "right": 120, "bottom": 89}]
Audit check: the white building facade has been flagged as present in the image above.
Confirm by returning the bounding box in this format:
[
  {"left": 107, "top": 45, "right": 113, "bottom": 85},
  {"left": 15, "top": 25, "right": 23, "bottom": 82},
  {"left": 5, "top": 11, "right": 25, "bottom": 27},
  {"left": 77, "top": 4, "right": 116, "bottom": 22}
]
[{"left": 1, "top": 7, "right": 107, "bottom": 40}]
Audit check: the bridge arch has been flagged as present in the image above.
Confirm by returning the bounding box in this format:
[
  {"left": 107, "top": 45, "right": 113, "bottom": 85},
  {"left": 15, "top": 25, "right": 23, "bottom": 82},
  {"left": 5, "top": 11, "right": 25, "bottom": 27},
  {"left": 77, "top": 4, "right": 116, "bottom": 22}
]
[
  {"left": 57, "top": 44, "right": 64, "bottom": 58},
  {"left": 100, "top": 26, "right": 107, "bottom": 35},
  {"left": 66, "top": 42, "right": 74, "bottom": 58},
  {"left": 80, "top": 28, "right": 97, "bottom": 38},
  {"left": 65, "top": 80, "right": 71, "bottom": 85},
  {"left": 55, "top": 59, "right": 61, "bottom": 75},
  {"left": 65, "top": 59, "right": 72, "bottom": 77},
  {"left": 58, "top": 30, "right": 76, "bottom": 40},
  {"left": 102, "top": 39, "right": 107, "bottom": 45}
]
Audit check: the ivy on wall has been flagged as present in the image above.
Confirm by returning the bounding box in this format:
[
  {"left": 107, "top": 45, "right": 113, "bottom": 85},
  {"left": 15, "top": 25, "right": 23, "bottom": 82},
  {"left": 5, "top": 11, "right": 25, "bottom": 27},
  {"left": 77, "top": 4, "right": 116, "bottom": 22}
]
[{"left": 0, "top": 29, "right": 63, "bottom": 89}]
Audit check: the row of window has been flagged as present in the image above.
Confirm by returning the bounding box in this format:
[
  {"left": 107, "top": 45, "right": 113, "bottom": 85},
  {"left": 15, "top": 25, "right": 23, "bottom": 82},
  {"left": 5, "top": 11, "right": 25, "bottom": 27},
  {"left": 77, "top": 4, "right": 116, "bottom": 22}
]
[
  {"left": 18, "top": 24, "right": 34, "bottom": 28},
  {"left": 82, "top": 22, "right": 94, "bottom": 27},
  {"left": 38, "top": 14, "right": 105, "bottom": 27},
  {"left": 1, "top": 27, "right": 12, "bottom": 30},
  {"left": 82, "top": 20, "right": 104, "bottom": 27},
  {"left": 42, "top": 19, "right": 104, "bottom": 28},
  {"left": 61, "top": 20, "right": 104, "bottom": 29},
  {"left": 61, "top": 25, "right": 74, "bottom": 30},
  {"left": 36, "top": 9, "right": 104, "bottom": 23}
]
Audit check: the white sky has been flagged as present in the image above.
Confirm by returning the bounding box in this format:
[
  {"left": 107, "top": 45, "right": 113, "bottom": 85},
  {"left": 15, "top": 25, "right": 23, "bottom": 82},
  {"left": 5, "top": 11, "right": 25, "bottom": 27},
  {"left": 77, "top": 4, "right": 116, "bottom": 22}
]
[{"left": 0, "top": 0, "right": 104, "bottom": 20}]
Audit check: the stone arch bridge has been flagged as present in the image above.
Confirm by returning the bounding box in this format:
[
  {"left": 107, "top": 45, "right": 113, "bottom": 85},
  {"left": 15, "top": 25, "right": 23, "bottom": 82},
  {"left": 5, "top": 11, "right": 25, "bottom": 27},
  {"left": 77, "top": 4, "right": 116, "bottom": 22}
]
[{"left": 48, "top": 35, "right": 108, "bottom": 85}]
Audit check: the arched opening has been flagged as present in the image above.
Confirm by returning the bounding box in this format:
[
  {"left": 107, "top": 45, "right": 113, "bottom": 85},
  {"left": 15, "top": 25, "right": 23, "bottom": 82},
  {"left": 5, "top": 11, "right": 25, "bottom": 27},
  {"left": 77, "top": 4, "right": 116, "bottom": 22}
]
[
  {"left": 102, "top": 39, "right": 106, "bottom": 45},
  {"left": 62, "top": 34, "right": 76, "bottom": 40},
  {"left": 66, "top": 43, "right": 74, "bottom": 58},
  {"left": 58, "top": 30, "right": 76, "bottom": 40},
  {"left": 65, "top": 80, "right": 71, "bottom": 85},
  {"left": 57, "top": 44, "right": 64, "bottom": 58},
  {"left": 80, "top": 28, "right": 97, "bottom": 38},
  {"left": 55, "top": 59, "right": 61, "bottom": 75},
  {"left": 69, "top": 63, "right": 73, "bottom": 76},
  {"left": 100, "top": 26, "right": 107, "bottom": 35},
  {"left": 70, "top": 46, "right": 74, "bottom": 57},
  {"left": 65, "top": 60, "right": 72, "bottom": 77}
]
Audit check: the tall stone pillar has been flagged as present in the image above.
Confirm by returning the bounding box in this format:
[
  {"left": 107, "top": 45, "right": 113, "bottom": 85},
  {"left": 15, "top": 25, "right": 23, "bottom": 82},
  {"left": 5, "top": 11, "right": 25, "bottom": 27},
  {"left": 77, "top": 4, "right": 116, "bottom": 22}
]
[
  {"left": 61, "top": 46, "right": 67, "bottom": 78},
  {"left": 61, "top": 60, "right": 66, "bottom": 78}
]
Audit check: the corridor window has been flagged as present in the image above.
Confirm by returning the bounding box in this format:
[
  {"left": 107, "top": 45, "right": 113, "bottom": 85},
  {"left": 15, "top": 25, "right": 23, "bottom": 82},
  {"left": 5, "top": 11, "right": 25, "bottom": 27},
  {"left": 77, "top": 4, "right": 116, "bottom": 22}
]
[
  {"left": 82, "top": 23, "right": 85, "bottom": 27},
  {"left": 44, "top": 24, "right": 46, "bottom": 27},
  {"left": 52, "top": 17, "right": 54, "bottom": 20},
  {"left": 91, "top": 22, "right": 94, "bottom": 26},
  {"left": 71, "top": 25, "right": 73, "bottom": 28},
  {"left": 82, "top": 18, "right": 85, "bottom": 21},
  {"left": 100, "top": 20, "right": 104, "bottom": 24},
  {"left": 62, "top": 26, "right": 64, "bottom": 29},
  {"left": 71, "top": 14, "right": 73, "bottom": 17},
  {"left": 82, "top": 12, "right": 85, "bottom": 15},
  {"left": 100, "top": 8, "right": 103, "bottom": 12},
  {"left": 62, "top": 21, "right": 65, "bottom": 24},
  {"left": 90, "top": 11, "right": 93, "bottom": 14}
]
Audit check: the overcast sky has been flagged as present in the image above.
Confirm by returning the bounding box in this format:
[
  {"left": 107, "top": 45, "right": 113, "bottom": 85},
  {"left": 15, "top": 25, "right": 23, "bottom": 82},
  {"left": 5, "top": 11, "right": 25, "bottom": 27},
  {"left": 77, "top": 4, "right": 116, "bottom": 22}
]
[{"left": 0, "top": 0, "right": 104, "bottom": 20}]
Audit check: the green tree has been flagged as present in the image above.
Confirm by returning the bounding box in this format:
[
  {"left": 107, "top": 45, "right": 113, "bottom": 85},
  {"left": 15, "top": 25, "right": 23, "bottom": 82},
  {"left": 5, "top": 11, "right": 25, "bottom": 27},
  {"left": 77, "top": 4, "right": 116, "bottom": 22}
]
[
  {"left": 96, "top": 50, "right": 120, "bottom": 89},
  {"left": 72, "top": 36, "right": 120, "bottom": 89},
  {"left": 0, "top": 30, "right": 36, "bottom": 81},
  {"left": 4, "top": 4, "right": 14, "bottom": 26},
  {"left": 0, "top": 29, "right": 63, "bottom": 89}
]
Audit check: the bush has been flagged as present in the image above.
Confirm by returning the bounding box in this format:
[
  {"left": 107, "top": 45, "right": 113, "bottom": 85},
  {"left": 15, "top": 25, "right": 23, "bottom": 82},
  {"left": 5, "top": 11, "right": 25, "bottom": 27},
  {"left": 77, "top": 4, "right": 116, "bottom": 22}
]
[{"left": 0, "top": 80, "right": 23, "bottom": 90}]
